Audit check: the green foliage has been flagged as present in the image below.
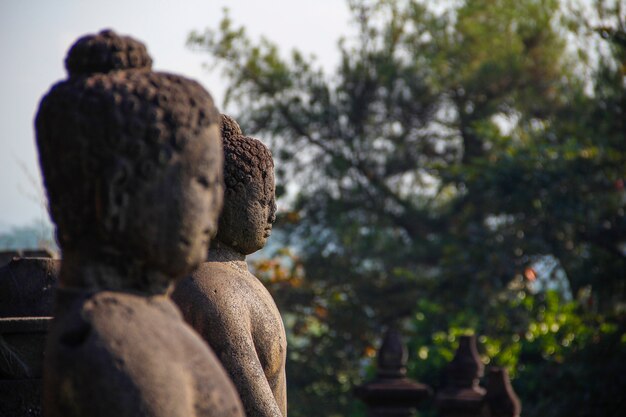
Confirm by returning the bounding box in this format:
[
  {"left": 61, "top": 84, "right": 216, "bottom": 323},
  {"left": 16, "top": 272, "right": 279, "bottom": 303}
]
[
  {"left": 191, "top": 1, "right": 625, "bottom": 416},
  {"left": 405, "top": 290, "right": 626, "bottom": 416}
]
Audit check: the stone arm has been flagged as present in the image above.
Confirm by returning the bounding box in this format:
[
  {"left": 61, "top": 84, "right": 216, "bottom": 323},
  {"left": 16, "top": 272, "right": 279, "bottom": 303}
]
[{"left": 216, "top": 323, "right": 284, "bottom": 417}]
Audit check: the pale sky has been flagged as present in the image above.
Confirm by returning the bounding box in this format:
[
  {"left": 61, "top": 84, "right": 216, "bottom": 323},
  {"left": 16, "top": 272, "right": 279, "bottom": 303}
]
[{"left": 0, "top": 0, "right": 350, "bottom": 230}]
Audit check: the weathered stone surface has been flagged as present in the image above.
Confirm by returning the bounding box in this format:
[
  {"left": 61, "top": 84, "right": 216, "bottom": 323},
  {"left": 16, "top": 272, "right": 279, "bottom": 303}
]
[
  {"left": 173, "top": 115, "right": 287, "bottom": 417},
  {"left": 0, "top": 250, "right": 21, "bottom": 267},
  {"left": 0, "top": 317, "right": 51, "bottom": 417},
  {"left": 45, "top": 289, "right": 242, "bottom": 417},
  {"left": 0, "top": 254, "right": 58, "bottom": 417},
  {"left": 22, "top": 249, "right": 54, "bottom": 259},
  {"left": 0, "top": 258, "right": 59, "bottom": 317},
  {"left": 64, "top": 29, "right": 152, "bottom": 76},
  {"left": 0, "top": 379, "right": 43, "bottom": 417},
  {"left": 220, "top": 114, "right": 243, "bottom": 139},
  {"left": 0, "top": 317, "right": 51, "bottom": 379},
  {"left": 35, "top": 29, "right": 243, "bottom": 417},
  {"left": 0, "top": 250, "right": 53, "bottom": 268}
]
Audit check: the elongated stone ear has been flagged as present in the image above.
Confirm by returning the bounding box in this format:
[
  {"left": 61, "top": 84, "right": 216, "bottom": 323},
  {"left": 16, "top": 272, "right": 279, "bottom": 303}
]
[{"left": 98, "top": 160, "right": 131, "bottom": 235}]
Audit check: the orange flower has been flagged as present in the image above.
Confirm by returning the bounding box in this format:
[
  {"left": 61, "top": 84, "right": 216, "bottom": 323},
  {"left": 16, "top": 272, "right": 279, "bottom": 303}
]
[{"left": 524, "top": 267, "right": 537, "bottom": 281}]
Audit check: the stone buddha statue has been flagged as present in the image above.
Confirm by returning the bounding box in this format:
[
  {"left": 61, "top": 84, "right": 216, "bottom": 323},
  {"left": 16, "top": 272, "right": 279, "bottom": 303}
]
[
  {"left": 35, "top": 30, "right": 244, "bottom": 417},
  {"left": 173, "top": 115, "right": 287, "bottom": 417}
]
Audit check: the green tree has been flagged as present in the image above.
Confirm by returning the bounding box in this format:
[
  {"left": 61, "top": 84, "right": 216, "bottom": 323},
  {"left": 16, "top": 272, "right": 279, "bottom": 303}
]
[{"left": 190, "top": 1, "right": 625, "bottom": 416}]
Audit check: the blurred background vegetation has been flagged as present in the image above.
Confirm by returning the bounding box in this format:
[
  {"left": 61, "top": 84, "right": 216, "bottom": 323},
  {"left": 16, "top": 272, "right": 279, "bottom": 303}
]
[{"left": 190, "top": 0, "right": 624, "bottom": 415}]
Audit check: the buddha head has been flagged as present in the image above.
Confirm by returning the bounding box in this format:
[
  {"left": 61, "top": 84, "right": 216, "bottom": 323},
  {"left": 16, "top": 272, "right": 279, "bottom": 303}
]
[
  {"left": 215, "top": 115, "right": 276, "bottom": 255},
  {"left": 35, "top": 30, "right": 223, "bottom": 291}
]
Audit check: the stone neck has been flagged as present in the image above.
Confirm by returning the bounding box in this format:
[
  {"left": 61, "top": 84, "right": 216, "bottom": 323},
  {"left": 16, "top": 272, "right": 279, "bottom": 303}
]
[
  {"left": 207, "top": 242, "right": 249, "bottom": 272},
  {"left": 60, "top": 248, "right": 172, "bottom": 296}
]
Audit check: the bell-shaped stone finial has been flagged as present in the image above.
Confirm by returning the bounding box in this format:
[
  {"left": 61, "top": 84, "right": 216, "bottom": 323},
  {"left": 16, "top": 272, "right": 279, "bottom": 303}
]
[
  {"left": 485, "top": 368, "right": 521, "bottom": 417},
  {"left": 447, "top": 335, "right": 484, "bottom": 389},
  {"left": 435, "top": 335, "right": 486, "bottom": 417},
  {"left": 355, "top": 328, "right": 431, "bottom": 417},
  {"left": 377, "top": 328, "right": 408, "bottom": 378}
]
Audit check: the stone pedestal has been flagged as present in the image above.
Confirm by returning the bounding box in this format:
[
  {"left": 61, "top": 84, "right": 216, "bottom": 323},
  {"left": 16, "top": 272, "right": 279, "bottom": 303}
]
[
  {"left": 0, "top": 250, "right": 21, "bottom": 267},
  {"left": 0, "top": 258, "right": 59, "bottom": 317},
  {"left": 0, "top": 249, "right": 54, "bottom": 268},
  {"left": 0, "top": 258, "right": 58, "bottom": 416},
  {"left": 0, "top": 317, "right": 51, "bottom": 417}
]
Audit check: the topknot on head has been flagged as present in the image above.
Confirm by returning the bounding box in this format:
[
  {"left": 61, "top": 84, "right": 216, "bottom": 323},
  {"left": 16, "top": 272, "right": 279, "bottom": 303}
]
[
  {"left": 65, "top": 29, "right": 153, "bottom": 77},
  {"left": 220, "top": 114, "right": 243, "bottom": 140}
]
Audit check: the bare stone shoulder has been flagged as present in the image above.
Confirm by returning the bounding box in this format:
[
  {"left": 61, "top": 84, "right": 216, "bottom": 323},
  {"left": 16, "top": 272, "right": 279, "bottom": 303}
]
[
  {"left": 174, "top": 262, "right": 254, "bottom": 328},
  {"left": 46, "top": 290, "right": 242, "bottom": 417}
]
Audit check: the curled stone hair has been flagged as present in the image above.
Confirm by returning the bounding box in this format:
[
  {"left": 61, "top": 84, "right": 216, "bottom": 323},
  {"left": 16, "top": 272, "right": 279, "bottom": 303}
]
[
  {"left": 220, "top": 115, "right": 273, "bottom": 198},
  {"left": 220, "top": 114, "right": 243, "bottom": 139},
  {"left": 36, "top": 30, "right": 220, "bottom": 250},
  {"left": 65, "top": 29, "right": 153, "bottom": 76}
]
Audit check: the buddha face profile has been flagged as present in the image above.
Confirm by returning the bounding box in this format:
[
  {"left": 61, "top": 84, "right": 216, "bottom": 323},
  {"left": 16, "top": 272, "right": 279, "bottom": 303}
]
[
  {"left": 215, "top": 117, "right": 277, "bottom": 255},
  {"left": 35, "top": 30, "right": 223, "bottom": 290},
  {"left": 120, "top": 118, "right": 222, "bottom": 276}
]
